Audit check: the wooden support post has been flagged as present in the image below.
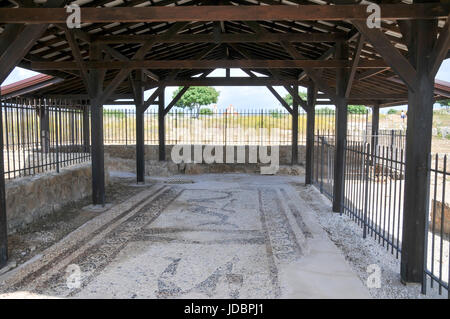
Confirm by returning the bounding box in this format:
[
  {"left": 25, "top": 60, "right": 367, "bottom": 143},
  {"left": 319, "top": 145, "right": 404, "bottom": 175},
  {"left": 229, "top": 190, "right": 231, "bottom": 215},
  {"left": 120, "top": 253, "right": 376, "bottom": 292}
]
[
  {"left": 292, "top": 85, "right": 299, "bottom": 165},
  {"left": 401, "top": 19, "right": 438, "bottom": 283},
  {"left": 158, "top": 87, "right": 166, "bottom": 161},
  {"left": 89, "top": 44, "right": 105, "bottom": 206},
  {"left": 305, "top": 83, "right": 316, "bottom": 185},
  {"left": 82, "top": 104, "right": 90, "bottom": 153},
  {"left": 332, "top": 41, "right": 349, "bottom": 213},
  {"left": 0, "top": 99, "right": 7, "bottom": 269},
  {"left": 134, "top": 71, "right": 145, "bottom": 183},
  {"left": 371, "top": 104, "right": 379, "bottom": 149},
  {"left": 91, "top": 103, "right": 105, "bottom": 206}
]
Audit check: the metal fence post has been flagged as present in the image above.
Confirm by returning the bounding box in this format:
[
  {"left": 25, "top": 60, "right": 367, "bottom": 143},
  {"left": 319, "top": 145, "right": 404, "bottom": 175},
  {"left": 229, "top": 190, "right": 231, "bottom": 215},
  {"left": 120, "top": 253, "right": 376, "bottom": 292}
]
[
  {"left": 320, "top": 137, "right": 324, "bottom": 194},
  {"left": 363, "top": 143, "right": 370, "bottom": 239}
]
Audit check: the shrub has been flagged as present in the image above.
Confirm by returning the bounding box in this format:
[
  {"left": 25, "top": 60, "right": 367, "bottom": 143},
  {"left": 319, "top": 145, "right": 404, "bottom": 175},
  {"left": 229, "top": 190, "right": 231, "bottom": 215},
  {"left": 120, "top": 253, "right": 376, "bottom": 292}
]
[
  {"left": 103, "top": 109, "right": 126, "bottom": 118},
  {"left": 269, "top": 110, "right": 284, "bottom": 118},
  {"left": 199, "top": 108, "right": 213, "bottom": 115},
  {"left": 348, "top": 105, "right": 368, "bottom": 114},
  {"left": 387, "top": 109, "right": 398, "bottom": 115}
]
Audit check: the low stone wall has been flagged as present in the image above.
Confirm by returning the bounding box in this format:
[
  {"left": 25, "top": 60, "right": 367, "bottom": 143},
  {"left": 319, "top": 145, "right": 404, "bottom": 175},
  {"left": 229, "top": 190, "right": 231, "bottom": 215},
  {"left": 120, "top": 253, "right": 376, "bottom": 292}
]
[
  {"left": 5, "top": 162, "right": 110, "bottom": 231},
  {"left": 105, "top": 144, "right": 305, "bottom": 176},
  {"left": 430, "top": 199, "right": 450, "bottom": 234}
]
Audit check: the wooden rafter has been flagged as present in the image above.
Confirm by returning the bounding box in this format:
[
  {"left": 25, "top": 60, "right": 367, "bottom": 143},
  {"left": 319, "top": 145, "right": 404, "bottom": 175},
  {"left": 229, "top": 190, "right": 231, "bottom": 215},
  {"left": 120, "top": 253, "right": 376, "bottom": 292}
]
[
  {"left": 345, "top": 33, "right": 364, "bottom": 99},
  {"left": 352, "top": 20, "right": 418, "bottom": 91},
  {"left": 0, "top": 4, "right": 448, "bottom": 23}
]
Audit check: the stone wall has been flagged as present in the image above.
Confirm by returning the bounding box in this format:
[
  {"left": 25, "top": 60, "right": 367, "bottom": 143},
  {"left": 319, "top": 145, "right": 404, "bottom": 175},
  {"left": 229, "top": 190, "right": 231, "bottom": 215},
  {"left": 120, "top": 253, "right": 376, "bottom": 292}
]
[
  {"left": 430, "top": 199, "right": 450, "bottom": 234},
  {"left": 5, "top": 162, "right": 110, "bottom": 231}
]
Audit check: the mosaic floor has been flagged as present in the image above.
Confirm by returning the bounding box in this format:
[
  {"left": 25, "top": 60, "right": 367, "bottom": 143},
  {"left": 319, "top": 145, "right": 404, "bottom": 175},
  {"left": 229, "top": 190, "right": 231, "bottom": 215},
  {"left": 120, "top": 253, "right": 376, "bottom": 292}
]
[{"left": 0, "top": 174, "right": 369, "bottom": 299}]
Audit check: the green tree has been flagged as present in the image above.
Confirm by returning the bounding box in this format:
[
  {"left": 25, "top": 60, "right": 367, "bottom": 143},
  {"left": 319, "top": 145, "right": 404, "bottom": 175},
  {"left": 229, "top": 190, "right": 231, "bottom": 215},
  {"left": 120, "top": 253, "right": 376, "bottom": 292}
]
[
  {"left": 199, "top": 108, "right": 213, "bottom": 115},
  {"left": 438, "top": 99, "right": 450, "bottom": 110},
  {"left": 347, "top": 105, "right": 368, "bottom": 114},
  {"left": 387, "top": 108, "right": 398, "bottom": 115},
  {"left": 282, "top": 91, "right": 307, "bottom": 107},
  {"left": 316, "top": 107, "right": 335, "bottom": 114},
  {"left": 172, "top": 86, "right": 219, "bottom": 118}
]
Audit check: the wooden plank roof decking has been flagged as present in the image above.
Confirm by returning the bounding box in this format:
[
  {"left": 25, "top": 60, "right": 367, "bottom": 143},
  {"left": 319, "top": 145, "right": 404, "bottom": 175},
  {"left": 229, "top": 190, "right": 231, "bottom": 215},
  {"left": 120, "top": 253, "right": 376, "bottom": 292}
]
[{"left": 0, "top": 0, "right": 448, "bottom": 107}]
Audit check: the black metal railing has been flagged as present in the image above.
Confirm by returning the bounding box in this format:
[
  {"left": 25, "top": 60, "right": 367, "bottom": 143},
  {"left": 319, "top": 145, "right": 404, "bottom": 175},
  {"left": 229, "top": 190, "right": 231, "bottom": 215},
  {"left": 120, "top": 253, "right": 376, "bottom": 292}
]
[
  {"left": 342, "top": 141, "right": 405, "bottom": 255},
  {"left": 425, "top": 153, "right": 450, "bottom": 295},
  {"left": 103, "top": 108, "right": 370, "bottom": 146},
  {"left": 370, "top": 129, "right": 406, "bottom": 150},
  {"left": 312, "top": 135, "right": 449, "bottom": 297},
  {"left": 1, "top": 98, "right": 91, "bottom": 180},
  {"left": 312, "top": 135, "right": 334, "bottom": 200}
]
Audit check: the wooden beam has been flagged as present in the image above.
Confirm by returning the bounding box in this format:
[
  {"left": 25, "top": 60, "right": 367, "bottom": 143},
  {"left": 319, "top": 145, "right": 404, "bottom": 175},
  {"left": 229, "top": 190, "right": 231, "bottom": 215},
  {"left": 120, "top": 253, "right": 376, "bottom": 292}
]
[
  {"left": 93, "top": 32, "right": 345, "bottom": 44},
  {"left": 164, "top": 86, "right": 189, "bottom": 116},
  {"left": 0, "top": 24, "right": 48, "bottom": 84},
  {"left": 429, "top": 14, "right": 450, "bottom": 78},
  {"left": 89, "top": 43, "right": 106, "bottom": 206},
  {"left": 1, "top": 4, "right": 448, "bottom": 23},
  {"left": 345, "top": 34, "right": 364, "bottom": 98},
  {"left": 352, "top": 20, "right": 418, "bottom": 91},
  {"left": 144, "top": 87, "right": 163, "bottom": 110},
  {"left": 97, "top": 22, "right": 188, "bottom": 106},
  {"left": 31, "top": 59, "right": 388, "bottom": 70},
  {"left": 281, "top": 41, "right": 338, "bottom": 104},
  {"left": 305, "top": 83, "right": 316, "bottom": 185},
  {"left": 291, "top": 84, "right": 299, "bottom": 165},
  {"left": 284, "top": 85, "right": 308, "bottom": 112},
  {"left": 99, "top": 43, "right": 160, "bottom": 82},
  {"left": 401, "top": 19, "right": 438, "bottom": 285},
  {"left": 332, "top": 40, "right": 349, "bottom": 213},
  {"left": 354, "top": 67, "right": 390, "bottom": 81},
  {"left": 157, "top": 77, "right": 301, "bottom": 87},
  {"left": 267, "top": 86, "right": 292, "bottom": 115},
  {"left": 63, "top": 27, "right": 93, "bottom": 98},
  {"left": 132, "top": 70, "right": 146, "bottom": 184},
  {"left": 298, "top": 46, "right": 335, "bottom": 81},
  {"left": 158, "top": 87, "right": 166, "bottom": 161}
]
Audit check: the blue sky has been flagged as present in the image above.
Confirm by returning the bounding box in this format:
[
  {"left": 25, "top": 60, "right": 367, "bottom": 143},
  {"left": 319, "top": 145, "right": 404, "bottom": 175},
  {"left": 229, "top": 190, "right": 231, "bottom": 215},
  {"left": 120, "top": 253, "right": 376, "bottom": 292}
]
[{"left": 2, "top": 58, "right": 449, "bottom": 113}]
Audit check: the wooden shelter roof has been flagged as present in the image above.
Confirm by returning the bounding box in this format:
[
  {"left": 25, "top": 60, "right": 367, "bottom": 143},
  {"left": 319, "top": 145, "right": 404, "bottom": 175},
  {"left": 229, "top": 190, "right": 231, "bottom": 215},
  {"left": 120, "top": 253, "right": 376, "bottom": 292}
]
[{"left": 0, "top": 0, "right": 448, "bottom": 107}]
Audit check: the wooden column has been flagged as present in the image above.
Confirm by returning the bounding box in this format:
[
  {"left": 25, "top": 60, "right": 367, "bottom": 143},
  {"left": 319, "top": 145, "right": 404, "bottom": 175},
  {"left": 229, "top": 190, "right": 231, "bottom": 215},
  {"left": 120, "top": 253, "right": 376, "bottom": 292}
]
[
  {"left": 371, "top": 103, "right": 379, "bottom": 149},
  {"left": 89, "top": 44, "right": 105, "bottom": 206},
  {"left": 82, "top": 104, "right": 90, "bottom": 153},
  {"left": 134, "top": 71, "right": 145, "bottom": 183},
  {"left": 158, "top": 87, "right": 166, "bottom": 161},
  {"left": 0, "top": 99, "right": 7, "bottom": 268},
  {"left": 332, "top": 41, "right": 349, "bottom": 212},
  {"left": 292, "top": 85, "right": 299, "bottom": 165},
  {"left": 401, "top": 19, "right": 438, "bottom": 283},
  {"left": 305, "top": 83, "right": 316, "bottom": 185}
]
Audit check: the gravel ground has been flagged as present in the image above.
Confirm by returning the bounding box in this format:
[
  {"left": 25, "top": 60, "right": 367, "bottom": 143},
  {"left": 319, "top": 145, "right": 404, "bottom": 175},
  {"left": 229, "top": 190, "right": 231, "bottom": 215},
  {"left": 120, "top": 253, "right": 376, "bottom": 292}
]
[
  {"left": 294, "top": 183, "right": 448, "bottom": 299},
  {"left": 5, "top": 173, "right": 148, "bottom": 270}
]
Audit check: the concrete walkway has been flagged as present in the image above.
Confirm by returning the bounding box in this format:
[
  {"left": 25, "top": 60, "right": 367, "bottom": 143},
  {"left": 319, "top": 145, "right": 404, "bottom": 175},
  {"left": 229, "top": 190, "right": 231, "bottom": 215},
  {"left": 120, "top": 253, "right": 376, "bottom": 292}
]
[{"left": 0, "top": 174, "right": 369, "bottom": 299}]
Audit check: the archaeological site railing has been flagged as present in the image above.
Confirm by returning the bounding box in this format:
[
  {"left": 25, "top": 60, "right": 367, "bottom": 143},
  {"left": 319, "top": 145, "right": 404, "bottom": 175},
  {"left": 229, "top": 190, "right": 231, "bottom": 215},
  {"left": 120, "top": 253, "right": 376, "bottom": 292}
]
[
  {"left": 313, "top": 136, "right": 449, "bottom": 297},
  {"left": 102, "top": 108, "right": 370, "bottom": 146},
  {"left": 1, "top": 98, "right": 91, "bottom": 180}
]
